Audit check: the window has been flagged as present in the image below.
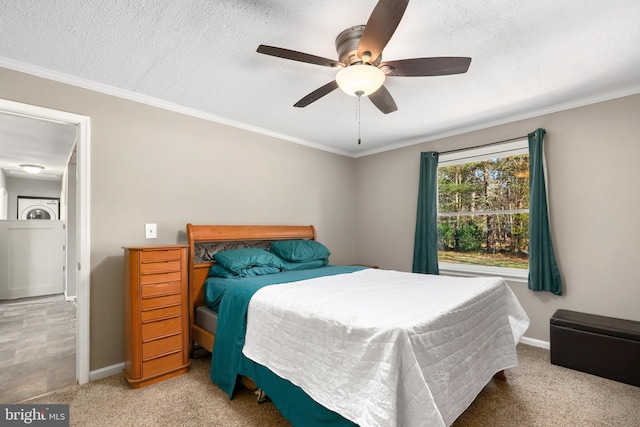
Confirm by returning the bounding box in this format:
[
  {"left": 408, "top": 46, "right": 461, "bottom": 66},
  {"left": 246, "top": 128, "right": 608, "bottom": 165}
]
[{"left": 437, "top": 140, "right": 529, "bottom": 280}]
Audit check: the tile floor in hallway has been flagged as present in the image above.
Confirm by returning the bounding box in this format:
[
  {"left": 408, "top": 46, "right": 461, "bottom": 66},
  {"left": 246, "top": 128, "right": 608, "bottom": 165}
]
[{"left": 0, "top": 295, "right": 76, "bottom": 403}]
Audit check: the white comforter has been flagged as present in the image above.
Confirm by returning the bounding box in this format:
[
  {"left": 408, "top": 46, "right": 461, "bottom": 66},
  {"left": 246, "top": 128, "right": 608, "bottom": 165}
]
[{"left": 243, "top": 269, "right": 529, "bottom": 427}]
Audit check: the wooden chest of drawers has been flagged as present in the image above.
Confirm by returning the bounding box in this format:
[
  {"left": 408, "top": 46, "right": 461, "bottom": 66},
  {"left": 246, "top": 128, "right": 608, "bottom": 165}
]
[{"left": 123, "top": 245, "right": 190, "bottom": 388}]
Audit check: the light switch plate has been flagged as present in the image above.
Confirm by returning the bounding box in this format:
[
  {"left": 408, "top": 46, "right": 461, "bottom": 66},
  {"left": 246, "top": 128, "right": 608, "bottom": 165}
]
[{"left": 145, "top": 223, "right": 157, "bottom": 239}]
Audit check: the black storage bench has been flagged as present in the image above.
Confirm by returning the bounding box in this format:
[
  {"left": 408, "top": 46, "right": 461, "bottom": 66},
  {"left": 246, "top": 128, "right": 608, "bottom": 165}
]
[{"left": 550, "top": 309, "right": 640, "bottom": 386}]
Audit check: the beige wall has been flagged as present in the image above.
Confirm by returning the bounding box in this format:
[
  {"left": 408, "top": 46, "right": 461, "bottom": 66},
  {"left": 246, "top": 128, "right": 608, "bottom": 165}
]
[
  {"left": 3, "top": 64, "right": 639, "bottom": 370},
  {"left": 355, "top": 93, "right": 640, "bottom": 342},
  {"left": 0, "top": 67, "right": 358, "bottom": 370}
]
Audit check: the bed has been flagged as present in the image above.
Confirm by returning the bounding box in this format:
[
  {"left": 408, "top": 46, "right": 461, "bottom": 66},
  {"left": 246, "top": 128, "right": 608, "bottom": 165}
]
[{"left": 186, "top": 224, "right": 530, "bottom": 427}]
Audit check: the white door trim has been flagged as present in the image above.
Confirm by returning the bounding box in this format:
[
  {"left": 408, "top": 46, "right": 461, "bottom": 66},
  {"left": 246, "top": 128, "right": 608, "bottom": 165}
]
[{"left": 0, "top": 99, "right": 91, "bottom": 385}]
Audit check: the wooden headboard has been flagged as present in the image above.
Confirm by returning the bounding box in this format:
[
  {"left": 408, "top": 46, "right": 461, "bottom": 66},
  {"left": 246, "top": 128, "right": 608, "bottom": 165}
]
[{"left": 185, "top": 224, "right": 317, "bottom": 352}]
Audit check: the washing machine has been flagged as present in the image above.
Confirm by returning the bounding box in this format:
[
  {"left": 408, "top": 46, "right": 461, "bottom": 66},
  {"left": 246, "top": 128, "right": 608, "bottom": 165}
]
[{"left": 17, "top": 197, "right": 60, "bottom": 220}]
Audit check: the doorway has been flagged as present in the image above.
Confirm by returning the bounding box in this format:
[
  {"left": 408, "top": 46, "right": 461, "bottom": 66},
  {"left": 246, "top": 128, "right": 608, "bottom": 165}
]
[{"left": 0, "top": 99, "right": 90, "bottom": 386}]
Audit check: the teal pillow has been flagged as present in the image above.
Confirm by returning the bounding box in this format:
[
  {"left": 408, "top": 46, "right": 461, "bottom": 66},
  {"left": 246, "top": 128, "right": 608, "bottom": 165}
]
[
  {"left": 209, "top": 262, "right": 282, "bottom": 278},
  {"left": 236, "top": 265, "right": 282, "bottom": 277},
  {"left": 270, "top": 240, "right": 331, "bottom": 263},
  {"left": 213, "top": 248, "right": 285, "bottom": 274},
  {"left": 208, "top": 263, "right": 235, "bottom": 278},
  {"left": 281, "top": 258, "right": 328, "bottom": 271}
]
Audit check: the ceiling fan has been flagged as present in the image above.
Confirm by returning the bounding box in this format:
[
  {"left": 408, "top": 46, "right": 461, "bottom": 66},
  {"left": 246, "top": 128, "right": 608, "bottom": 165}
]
[{"left": 257, "top": 0, "right": 472, "bottom": 114}]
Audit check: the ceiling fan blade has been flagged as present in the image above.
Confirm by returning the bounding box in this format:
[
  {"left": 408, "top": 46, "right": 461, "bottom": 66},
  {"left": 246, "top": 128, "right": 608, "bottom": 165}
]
[
  {"left": 358, "top": 0, "right": 409, "bottom": 63},
  {"left": 294, "top": 81, "right": 339, "bottom": 108},
  {"left": 380, "top": 57, "right": 472, "bottom": 76},
  {"left": 257, "top": 45, "right": 341, "bottom": 68},
  {"left": 368, "top": 85, "right": 397, "bottom": 114}
]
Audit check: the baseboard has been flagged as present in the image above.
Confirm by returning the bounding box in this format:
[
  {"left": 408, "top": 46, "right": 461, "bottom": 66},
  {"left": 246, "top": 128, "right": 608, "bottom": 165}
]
[
  {"left": 521, "top": 336, "right": 550, "bottom": 350},
  {"left": 89, "top": 362, "right": 124, "bottom": 382}
]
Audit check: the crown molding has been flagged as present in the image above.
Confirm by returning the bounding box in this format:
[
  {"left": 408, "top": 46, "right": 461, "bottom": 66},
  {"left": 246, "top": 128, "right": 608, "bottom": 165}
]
[
  {"left": 3, "top": 56, "right": 639, "bottom": 160},
  {"left": 355, "top": 84, "right": 640, "bottom": 158},
  {"left": 0, "top": 57, "right": 353, "bottom": 158}
]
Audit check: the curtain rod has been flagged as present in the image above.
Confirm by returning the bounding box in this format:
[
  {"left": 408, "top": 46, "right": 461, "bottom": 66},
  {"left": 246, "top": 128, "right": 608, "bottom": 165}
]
[{"left": 438, "top": 135, "right": 528, "bottom": 155}]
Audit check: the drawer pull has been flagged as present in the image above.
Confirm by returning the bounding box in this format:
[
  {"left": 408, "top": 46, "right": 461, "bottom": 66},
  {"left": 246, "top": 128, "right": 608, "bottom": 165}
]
[
  {"left": 141, "top": 293, "right": 182, "bottom": 310},
  {"left": 140, "top": 271, "right": 182, "bottom": 286},
  {"left": 141, "top": 305, "right": 181, "bottom": 323},
  {"left": 141, "top": 281, "right": 181, "bottom": 298},
  {"left": 142, "top": 334, "right": 182, "bottom": 360},
  {"left": 140, "top": 249, "right": 183, "bottom": 262},
  {"left": 142, "top": 316, "right": 182, "bottom": 341},
  {"left": 141, "top": 260, "right": 182, "bottom": 274}
]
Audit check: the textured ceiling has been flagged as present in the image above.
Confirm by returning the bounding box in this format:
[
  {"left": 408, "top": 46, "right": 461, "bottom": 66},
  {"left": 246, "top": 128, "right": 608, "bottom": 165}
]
[{"left": 1, "top": 0, "right": 639, "bottom": 160}]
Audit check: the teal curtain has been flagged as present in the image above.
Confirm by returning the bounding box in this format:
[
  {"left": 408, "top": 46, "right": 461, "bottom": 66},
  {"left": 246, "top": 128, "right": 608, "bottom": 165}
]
[
  {"left": 528, "top": 128, "right": 562, "bottom": 295},
  {"left": 412, "top": 151, "right": 439, "bottom": 274}
]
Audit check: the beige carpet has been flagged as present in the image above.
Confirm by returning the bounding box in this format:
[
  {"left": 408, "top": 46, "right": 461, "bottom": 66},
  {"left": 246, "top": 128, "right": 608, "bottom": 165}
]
[{"left": 26, "top": 344, "right": 639, "bottom": 426}]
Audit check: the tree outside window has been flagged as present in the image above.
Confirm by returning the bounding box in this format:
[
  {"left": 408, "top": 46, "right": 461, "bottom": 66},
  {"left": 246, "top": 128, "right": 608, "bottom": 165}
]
[{"left": 437, "top": 152, "right": 529, "bottom": 269}]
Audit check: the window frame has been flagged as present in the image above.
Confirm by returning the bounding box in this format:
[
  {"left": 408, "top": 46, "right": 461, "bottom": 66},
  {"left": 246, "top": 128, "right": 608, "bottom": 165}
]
[{"left": 437, "top": 139, "right": 529, "bottom": 282}]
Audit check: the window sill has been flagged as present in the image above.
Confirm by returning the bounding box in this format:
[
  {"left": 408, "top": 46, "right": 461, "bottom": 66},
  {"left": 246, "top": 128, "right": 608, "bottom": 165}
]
[{"left": 438, "top": 262, "right": 528, "bottom": 283}]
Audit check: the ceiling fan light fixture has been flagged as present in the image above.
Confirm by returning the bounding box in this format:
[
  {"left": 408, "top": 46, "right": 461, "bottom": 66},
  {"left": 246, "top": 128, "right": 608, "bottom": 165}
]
[
  {"left": 336, "top": 64, "right": 385, "bottom": 97},
  {"left": 20, "top": 164, "right": 44, "bottom": 174}
]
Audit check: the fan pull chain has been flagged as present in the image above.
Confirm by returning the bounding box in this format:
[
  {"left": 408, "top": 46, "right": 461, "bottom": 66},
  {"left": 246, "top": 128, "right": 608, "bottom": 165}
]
[{"left": 356, "top": 90, "right": 363, "bottom": 145}]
